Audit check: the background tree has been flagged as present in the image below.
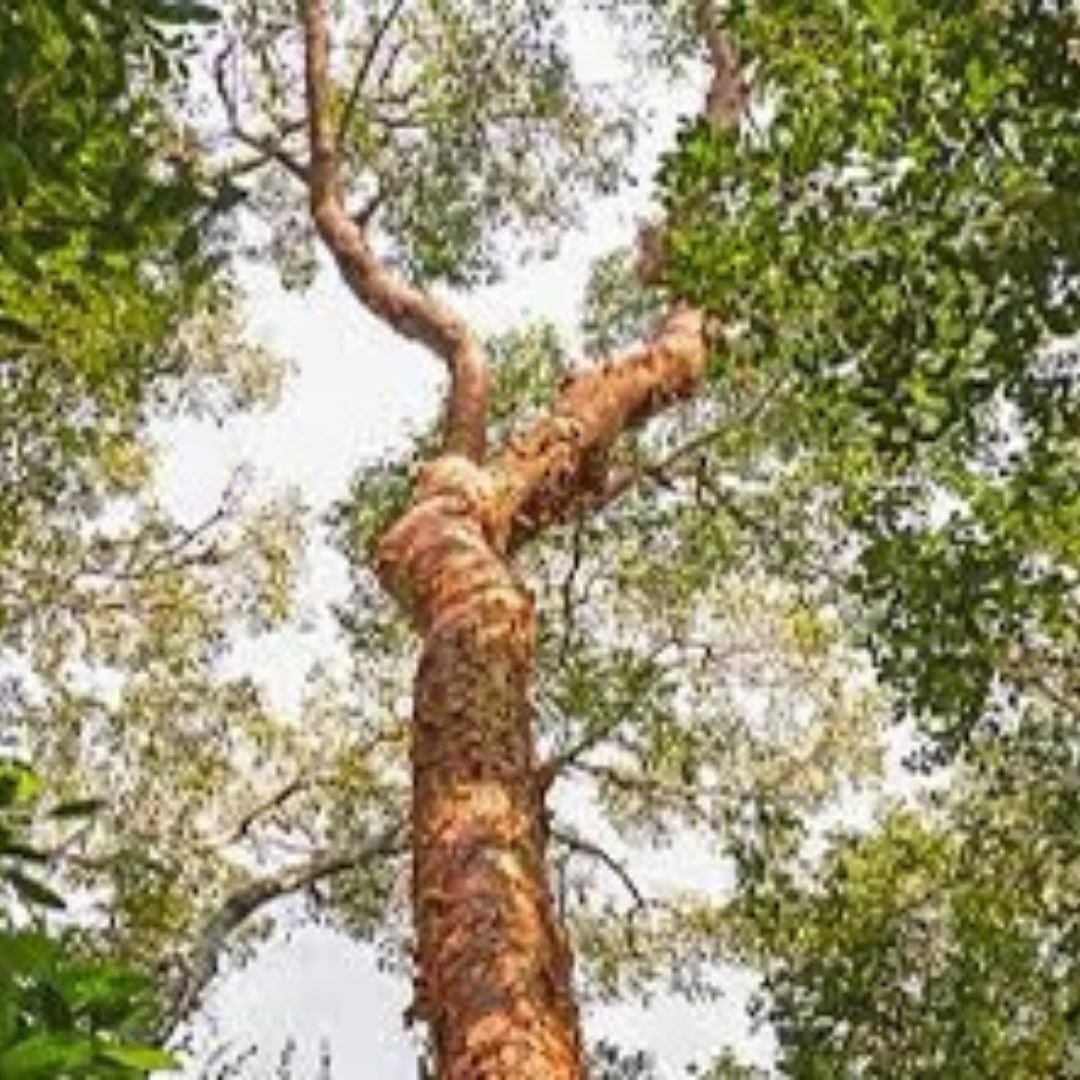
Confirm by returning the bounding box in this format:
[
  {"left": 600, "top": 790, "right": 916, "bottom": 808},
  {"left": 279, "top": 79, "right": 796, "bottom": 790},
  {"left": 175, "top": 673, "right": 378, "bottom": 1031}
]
[
  {"left": 0, "top": 0, "right": 399, "bottom": 1047},
  {"left": 660, "top": 1, "right": 1080, "bottom": 1074}
]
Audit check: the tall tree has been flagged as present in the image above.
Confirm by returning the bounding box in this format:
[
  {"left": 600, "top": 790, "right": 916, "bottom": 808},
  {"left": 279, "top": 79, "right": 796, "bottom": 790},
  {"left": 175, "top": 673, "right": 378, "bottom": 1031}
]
[
  {"left": 657, "top": 1, "right": 1080, "bottom": 1073},
  {"left": 205, "top": 0, "right": 752, "bottom": 1073},
  {"left": 14, "top": 0, "right": 1078, "bottom": 1074}
]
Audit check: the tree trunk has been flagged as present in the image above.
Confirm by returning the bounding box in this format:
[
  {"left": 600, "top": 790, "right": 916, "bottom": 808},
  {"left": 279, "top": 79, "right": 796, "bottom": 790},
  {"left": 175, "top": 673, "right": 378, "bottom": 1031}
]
[
  {"left": 378, "top": 459, "right": 584, "bottom": 1079},
  {"left": 376, "top": 306, "right": 708, "bottom": 1075}
]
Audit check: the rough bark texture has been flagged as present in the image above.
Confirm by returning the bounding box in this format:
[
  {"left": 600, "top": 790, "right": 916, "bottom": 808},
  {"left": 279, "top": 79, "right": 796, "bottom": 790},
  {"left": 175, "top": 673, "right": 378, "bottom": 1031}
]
[
  {"left": 375, "top": 303, "right": 709, "bottom": 1077},
  {"left": 379, "top": 459, "right": 583, "bottom": 1078}
]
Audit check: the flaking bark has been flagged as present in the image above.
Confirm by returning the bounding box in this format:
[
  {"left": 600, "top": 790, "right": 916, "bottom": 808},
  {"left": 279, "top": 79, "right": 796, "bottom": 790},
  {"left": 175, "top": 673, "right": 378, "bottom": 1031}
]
[{"left": 378, "top": 459, "right": 583, "bottom": 1078}]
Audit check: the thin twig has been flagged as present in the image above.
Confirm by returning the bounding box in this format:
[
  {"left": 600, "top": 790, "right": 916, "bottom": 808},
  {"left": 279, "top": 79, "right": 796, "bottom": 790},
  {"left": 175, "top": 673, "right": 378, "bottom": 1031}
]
[
  {"left": 550, "top": 826, "right": 647, "bottom": 914},
  {"left": 214, "top": 43, "right": 309, "bottom": 182},
  {"left": 336, "top": 0, "right": 411, "bottom": 146}
]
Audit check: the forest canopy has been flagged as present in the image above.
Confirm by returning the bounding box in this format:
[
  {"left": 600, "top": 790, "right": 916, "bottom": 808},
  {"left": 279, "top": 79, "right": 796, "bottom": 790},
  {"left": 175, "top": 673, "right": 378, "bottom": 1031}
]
[{"left": 1, "top": 1, "right": 1077, "bottom": 1077}]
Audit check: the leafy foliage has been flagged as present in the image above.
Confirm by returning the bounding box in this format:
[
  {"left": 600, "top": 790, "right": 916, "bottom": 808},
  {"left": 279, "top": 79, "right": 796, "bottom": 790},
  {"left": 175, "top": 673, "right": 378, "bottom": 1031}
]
[
  {"left": 729, "top": 711, "right": 1080, "bottom": 1076},
  {"left": 0, "top": 0, "right": 220, "bottom": 557},
  {"left": 0, "top": 0, "right": 399, "bottom": 1043},
  {"left": 216, "top": 0, "right": 634, "bottom": 286},
  {"left": 664, "top": 0, "right": 1080, "bottom": 749},
  {"left": 657, "top": 3, "right": 1080, "bottom": 1072},
  {"left": 0, "top": 759, "right": 177, "bottom": 1078}
]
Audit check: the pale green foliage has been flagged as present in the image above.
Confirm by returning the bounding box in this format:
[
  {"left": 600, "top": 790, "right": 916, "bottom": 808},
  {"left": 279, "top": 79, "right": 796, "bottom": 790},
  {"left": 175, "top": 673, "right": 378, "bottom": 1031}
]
[
  {"left": 217, "top": 0, "right": 634, "bottom": 286},
  {"left": 581, "top": 248, "right": 661, "bottom": 355}
]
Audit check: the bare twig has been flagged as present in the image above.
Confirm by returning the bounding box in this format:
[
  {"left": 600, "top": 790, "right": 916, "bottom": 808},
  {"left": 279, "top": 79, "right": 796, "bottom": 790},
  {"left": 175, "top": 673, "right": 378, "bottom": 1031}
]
[
  {"left": 556, "top": 517, "right": 589, "bottom": 671},
  {"left": 597, "top": 375, "right": 789, "bottom": 508},
  {"left": 336, "top": 0, "right": 411, "bottom": 146},
  {"left": 216, "top": 776, "right": 315, "bottom": 847},
  {"left": 571, "top": 759, "right": 713, "bottom": 829},
  {"left": 214, "top": 43, "right": 309, "bottom": 182},
  {"left": 550, "top": 826, "right": 647, "bottom": 914}
]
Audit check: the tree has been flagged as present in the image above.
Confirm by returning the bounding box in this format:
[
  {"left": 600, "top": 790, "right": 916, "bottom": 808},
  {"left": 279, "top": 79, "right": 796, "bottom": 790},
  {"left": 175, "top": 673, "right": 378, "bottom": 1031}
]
[
  {"left": 194, "top": 0, "right": 781, "bottom": 1072},
  {"left": 663, "top": 0, "right": 1080, "bottom": 756},
  {"left": 0, "top": 0, "right": 382, "bottom": 1042},
  {"left": 725, "top": 720, "right": 1080, "bottom": 1077},
  {"left": 0, "top": 0, "right": 215, "bottom": 555},
  {"left": 9, "top": 0, "right": 1079, "bottom": 1075}
]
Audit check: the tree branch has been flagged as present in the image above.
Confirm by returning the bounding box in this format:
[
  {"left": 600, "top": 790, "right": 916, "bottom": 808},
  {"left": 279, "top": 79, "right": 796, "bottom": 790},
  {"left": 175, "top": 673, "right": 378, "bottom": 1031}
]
[
  {"left": 336, "top": 0, "right": 411, "bottom": 147},
  {"left": 299, "top": 0, "right": 490, "bottom": 461},
  {"left": 596, "top": 374, "right": 789, "bottom": 509},
  {"left": 214, "top": 45, "right": 308, "bottom": 183},
  {"left": 489, "top": 7, "right": 753, "bottom": 544},
  {"left": 162, "top": 825, "right": 403, "bottom": 1036},
  {"left": 696, "top": 0, "right": 750, "bottom": 131},
  {"left": 215, "top": 776, "right": 314, "bottom": 847},
  {"left": 494, "top": 305, "right": 712, "bottom": 546},
  {"left": 550, "top": 826, "right": 647, "bottom": 915}
]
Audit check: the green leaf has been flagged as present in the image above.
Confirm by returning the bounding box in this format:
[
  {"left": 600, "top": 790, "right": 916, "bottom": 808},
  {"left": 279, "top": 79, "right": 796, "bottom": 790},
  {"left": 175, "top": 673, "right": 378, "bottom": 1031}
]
[
  {"left": 101, "top": 1044, "right": 179, "bottom": 1071},
  {"left": 143, "top": 0, "right": 220, "bottom": 26},
  {"left": 0, "top": 1034, "right": 96, "bottom": 1077}
]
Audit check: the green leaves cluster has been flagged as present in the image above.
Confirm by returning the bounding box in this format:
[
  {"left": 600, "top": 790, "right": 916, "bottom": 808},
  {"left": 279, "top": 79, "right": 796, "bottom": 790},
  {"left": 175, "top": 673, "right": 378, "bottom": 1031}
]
[
  {"left": 664, "top": 0, "right": 1080, "bottom": 746},
  {"left": 0, "top": 760, "right": 176, "bottom": 1078},
  {"left": 0, "top": 0, "right": 221, "bottom": 556},
  {"left": 653, "top": 4, "right": 1080, "bottom": 1072},
  {"left": 730, "top": 713, "right": 1080, "bottom": 1076},
  {"left": 226, "top": 0, "right": 634, "bottom": 287}
]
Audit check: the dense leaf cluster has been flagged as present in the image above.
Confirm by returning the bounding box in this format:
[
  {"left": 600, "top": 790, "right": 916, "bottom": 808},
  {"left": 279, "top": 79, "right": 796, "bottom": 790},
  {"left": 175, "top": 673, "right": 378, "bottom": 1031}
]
[
  {"left": 665, "top": 0, "right": 1080, "bottom": 746},
  {"left": 0, "top": 759, "right": 175, "bottom": 1078}
]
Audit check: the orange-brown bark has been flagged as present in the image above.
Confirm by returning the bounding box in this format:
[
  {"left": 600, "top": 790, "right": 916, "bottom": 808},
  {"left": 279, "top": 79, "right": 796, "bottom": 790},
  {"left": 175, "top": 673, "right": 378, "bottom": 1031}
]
[
  {"left": 378, "top": 459, "right": 583, "bottom": 1079},
  {"left": 493, "top": 305, "right": 710, "bottom": 542},
  {"left": 302, "top": 0, "right": 489, "bottom": 461},
  {"left": 373, "top": 303, "right": 710, "bottom": 1078}
]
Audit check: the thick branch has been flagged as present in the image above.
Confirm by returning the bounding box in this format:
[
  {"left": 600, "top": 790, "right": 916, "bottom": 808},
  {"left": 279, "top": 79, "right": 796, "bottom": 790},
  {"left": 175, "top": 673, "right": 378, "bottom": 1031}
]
[
  {"left": 162, "top": 826, "right": 402, "bottom": 1036},
  {"left": 493, "top": 306, "right": 711, "bottom": 544},
  {"left": 490, "top": 4, "right": 751, "bottom": 541},
  {"left": 299, "top": 0, "right": 490, "bottom": 461},
  {"left": 696, "top": 0, "right": 750, "bottom": 131}
]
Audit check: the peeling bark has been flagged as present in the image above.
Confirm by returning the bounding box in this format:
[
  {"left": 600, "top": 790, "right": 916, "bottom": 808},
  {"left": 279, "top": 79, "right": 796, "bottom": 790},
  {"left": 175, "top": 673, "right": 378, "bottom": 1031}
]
[
  {"left": 378, "top": 460, "right": 583, "bottom": 1078},
  {"left": 373, "top": 303, "right": 709, "bottom": 1076},
  {"left": 494, "top": 305, "right": 710, "bottom": 542}
]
